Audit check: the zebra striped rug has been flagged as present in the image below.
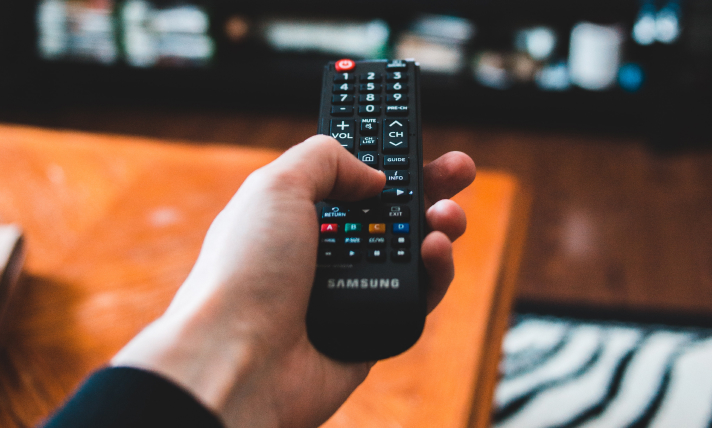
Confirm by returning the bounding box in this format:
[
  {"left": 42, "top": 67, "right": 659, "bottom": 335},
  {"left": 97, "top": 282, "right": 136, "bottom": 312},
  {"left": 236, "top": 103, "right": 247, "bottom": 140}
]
[{"left": 493, "top": 315, "right": 712, "bottom": 428}]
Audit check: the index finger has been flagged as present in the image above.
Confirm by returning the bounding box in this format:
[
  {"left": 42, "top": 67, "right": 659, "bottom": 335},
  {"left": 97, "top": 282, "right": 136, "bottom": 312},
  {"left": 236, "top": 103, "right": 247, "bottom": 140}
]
[{"left": 423, "top": 152, "right": 476, "bottom": 208}]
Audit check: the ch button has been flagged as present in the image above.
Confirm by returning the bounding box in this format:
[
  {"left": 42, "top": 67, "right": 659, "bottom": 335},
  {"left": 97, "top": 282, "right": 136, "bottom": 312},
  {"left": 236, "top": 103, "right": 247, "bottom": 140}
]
[{"left": 383, "top": 119, "right": 409, "bottom": 153}]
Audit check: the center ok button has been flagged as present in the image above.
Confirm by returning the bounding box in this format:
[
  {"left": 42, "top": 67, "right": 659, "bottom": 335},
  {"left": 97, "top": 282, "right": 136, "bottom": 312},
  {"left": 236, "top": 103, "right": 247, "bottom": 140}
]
[{"left": 383, "top": 119, "right": 409, "bottom": 153}]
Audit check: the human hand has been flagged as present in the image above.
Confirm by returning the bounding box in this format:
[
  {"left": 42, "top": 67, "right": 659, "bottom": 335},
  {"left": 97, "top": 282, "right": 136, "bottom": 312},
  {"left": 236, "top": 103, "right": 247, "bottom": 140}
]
[{"left": 112, "top": 135, "right": 476, "bottom": 428}]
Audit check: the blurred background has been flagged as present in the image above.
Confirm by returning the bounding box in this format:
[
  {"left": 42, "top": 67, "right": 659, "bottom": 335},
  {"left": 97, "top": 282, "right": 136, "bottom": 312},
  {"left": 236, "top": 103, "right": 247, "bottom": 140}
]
[
  {"left": 1, "top": 1, "right": 712, "bottom": 426},
  {"left": 1, "top": 0, "right": 710, "bottom": 140}
]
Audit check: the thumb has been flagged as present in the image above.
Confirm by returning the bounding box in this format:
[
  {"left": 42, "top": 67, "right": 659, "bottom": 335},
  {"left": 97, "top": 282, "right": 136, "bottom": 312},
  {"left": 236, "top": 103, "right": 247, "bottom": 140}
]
[{"left": 266, "top": 135, "right": 386, "bottom": 202}]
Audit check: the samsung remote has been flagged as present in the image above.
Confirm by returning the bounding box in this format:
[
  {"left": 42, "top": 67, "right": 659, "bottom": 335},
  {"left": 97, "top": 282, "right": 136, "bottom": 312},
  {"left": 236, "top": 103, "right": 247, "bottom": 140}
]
[{"left": 306, "top": 59, "right": 426, "bottom": 362}]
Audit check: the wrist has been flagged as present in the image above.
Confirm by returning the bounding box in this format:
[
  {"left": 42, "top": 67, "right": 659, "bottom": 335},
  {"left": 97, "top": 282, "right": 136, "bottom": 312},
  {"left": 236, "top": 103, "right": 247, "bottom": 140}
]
[{"left": 111, "top": 302, "right": 278, "bottom": 428}]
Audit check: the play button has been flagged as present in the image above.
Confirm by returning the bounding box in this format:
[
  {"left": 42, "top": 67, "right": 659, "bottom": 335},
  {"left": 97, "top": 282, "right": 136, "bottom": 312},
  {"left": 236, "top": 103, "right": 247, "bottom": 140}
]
[{"left": 381, "top": 188, "right": 412, "bottom": 202}]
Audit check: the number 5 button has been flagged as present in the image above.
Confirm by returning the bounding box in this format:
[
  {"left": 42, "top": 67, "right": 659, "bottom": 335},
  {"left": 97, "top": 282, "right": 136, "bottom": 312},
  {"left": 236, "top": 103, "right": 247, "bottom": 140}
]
[{"left": 383, "top": 119, "right": 408, "bottom": 153}]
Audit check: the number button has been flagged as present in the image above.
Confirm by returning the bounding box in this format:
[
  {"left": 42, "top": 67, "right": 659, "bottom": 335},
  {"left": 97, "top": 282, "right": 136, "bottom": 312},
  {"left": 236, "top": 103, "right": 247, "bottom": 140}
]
[
  {"left": 334, "top": 73, "right": 355, "bottom": 82},
  {"left": 360, "top": 72, "right": 382, "bottom": 81},
  {"left": 333, "top": 83, "right": 355, "bottom": 93},
  {"left": 387, "top": 72, "right": 408, "bottom": 82},
  {"left": 386, "top": 82, "right": 408, "bottom": 93},
  {"left": 332, "top": 94, "right": 354, "bottom": 104},
  {"left": 358, "top": 105, "right": 381, "bottom": 116},
  {"left": 359, "top": 83, "right": 382, "bottom": 93},
  {"left": 387, "top": 94, "right": 408, "bottom": 104},
  {"left": 359, "top": 94, "right": 381, "bottom": 104}
]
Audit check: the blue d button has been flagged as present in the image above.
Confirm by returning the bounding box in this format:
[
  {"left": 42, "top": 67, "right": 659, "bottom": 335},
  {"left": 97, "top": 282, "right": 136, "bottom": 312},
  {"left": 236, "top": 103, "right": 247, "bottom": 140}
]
[{"left": 392, "top": 223, "right": 410, "bottom": 234}]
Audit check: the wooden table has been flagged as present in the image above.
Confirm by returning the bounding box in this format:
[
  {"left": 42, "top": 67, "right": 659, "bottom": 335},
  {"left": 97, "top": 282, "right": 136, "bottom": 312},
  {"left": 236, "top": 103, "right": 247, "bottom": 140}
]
[{"left": 0, "top": 124, "right": 529, "bottom": 428}]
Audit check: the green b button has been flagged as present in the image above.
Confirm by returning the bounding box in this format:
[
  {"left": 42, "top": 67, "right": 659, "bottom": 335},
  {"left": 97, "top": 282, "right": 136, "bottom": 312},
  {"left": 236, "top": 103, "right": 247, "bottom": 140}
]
[{"left": 344, "top": 223, "right": 362, "bottom": 234}]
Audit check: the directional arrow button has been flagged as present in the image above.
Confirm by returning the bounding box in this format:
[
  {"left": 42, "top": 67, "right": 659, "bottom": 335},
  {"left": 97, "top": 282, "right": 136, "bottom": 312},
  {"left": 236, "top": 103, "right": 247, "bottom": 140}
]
[{"left": 381, "top": 188, "right": 413, "bottom": 202}]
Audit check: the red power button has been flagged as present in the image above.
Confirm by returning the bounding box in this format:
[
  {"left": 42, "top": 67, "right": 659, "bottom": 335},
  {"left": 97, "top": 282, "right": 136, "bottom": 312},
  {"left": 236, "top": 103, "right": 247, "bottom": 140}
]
[{"left": 335, "top": 59, "right": 355, "bottom": 72}]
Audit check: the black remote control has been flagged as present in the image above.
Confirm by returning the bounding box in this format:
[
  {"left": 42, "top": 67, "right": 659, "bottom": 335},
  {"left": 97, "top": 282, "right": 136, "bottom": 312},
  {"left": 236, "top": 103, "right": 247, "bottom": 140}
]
[{"left": 306, "top": 59, "right": 426, "bottom": 362}]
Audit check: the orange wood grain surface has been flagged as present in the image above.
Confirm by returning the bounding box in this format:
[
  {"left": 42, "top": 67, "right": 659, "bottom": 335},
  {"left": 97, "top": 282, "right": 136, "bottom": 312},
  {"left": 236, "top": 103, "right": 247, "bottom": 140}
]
[{"left": 0, "top": 123, "right": 528, "bottom": 428}]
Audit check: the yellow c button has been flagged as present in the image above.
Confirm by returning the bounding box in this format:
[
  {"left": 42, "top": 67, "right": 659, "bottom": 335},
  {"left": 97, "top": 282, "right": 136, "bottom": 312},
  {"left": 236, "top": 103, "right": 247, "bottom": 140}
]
[{"left": 368, "top": 223, "right": 386, "bottom": 234}]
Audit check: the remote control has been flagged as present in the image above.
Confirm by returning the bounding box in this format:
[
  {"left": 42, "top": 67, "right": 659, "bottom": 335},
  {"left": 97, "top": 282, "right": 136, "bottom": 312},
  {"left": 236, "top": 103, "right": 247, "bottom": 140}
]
[{"left": 306, "top": 59, "right": 426, "bottom": 362}]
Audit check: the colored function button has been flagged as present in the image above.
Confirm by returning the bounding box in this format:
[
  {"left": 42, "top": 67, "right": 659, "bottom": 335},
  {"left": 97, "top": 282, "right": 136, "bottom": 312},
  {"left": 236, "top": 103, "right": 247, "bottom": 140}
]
[
  {"left": 360, "top": 72, "right": 381, "bottom": 81},
  {"left": 320, "top": 223, "right": 338, "bottom": 233},
  {"left": 392, "top": 223, "right": 410, "bottom": 234},
  {"left": 335, "top": 58, "right": 355, "bottom": 72},
  {"left": 358, "top": 152, "right": 379, "bottom": 168},
  {"left": 321, "top": 206, "right": 349, "bottom": 220},
  {"left": 360, "top": 118, "right": 378, "bottom": 135},
  {"left": 391, "top": 249, "right": 411, "bottom": 262},
  {"left": 369, "top": 223, "right": 386, "bottom": 234},
  {"left": 381, "top": 188, "right": 412, "bottom": 202},
  {"left": 332, "top": 94, "right": 354, "bottom": 104},
  {"left": 329, "top": 119, "right": 354, "bottom": 151},
  {"left": 385, "top": 205, "right": 410, "bottom": 221},
  {"left": 334, "top": 72, "right": 355, "bottom": 82},
  {"left": 385, "top": 170, "right": 410, "bottom": 185},
  {"left": 344, "top": 223, "right": 362, "bottom": 234},
  {"left": 359, "top": 94, "right": 381, "bottom": 104},
  {"left": 383, "top": 155, "right": 409, "bottom": 167},
  {"left": 386, "top": 71, "right": 408, "bottom": 82},
  {"left": 367, "top": 249, "right": 387, "bottom": 262},
  {"left": 383, "top": 119, "right": 408, "bottom": 153}
]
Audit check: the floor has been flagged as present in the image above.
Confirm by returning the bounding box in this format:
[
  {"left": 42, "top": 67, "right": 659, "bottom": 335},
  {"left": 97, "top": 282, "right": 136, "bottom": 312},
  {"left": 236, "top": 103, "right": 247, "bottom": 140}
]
[{"left": 3, "top": 106, "right": 712, "bottom": 324}]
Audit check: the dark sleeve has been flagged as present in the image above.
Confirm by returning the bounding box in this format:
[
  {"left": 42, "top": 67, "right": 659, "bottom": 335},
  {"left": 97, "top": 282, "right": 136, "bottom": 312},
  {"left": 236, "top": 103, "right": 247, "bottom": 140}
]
[{"left": 41, "top": 367, "right": 224, "bottom": 428}]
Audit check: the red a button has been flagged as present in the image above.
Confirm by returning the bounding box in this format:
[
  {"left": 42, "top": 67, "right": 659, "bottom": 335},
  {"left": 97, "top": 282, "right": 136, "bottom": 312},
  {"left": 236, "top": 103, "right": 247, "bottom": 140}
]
[
  {"left": 320, "top": 223, "right": 338, "bottom": 233},
  {"left": 335, "top": 59, "right": 355, "bottom": 72}
]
